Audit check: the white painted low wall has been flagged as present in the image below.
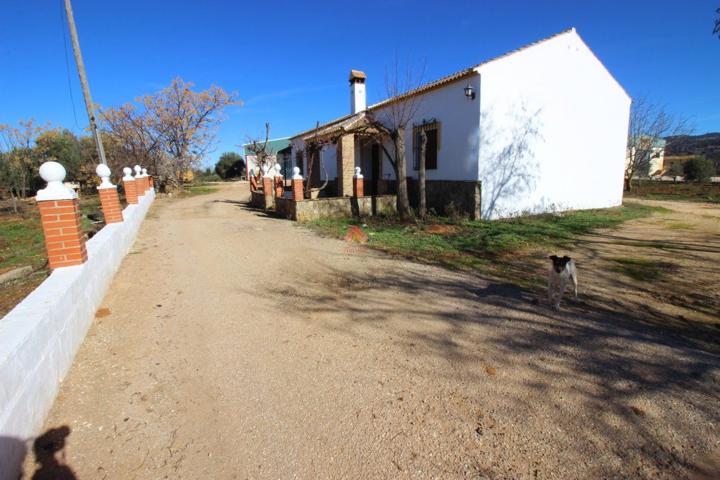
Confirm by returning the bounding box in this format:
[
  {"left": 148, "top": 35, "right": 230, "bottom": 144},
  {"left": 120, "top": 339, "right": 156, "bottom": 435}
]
[{"left": 0, "top": 190, "right": 155, "bottom": 479}]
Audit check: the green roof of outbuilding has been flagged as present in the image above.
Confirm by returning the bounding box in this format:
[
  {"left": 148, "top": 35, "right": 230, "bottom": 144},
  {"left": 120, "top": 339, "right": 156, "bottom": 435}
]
[{"left": 242, "top": 137, "right": 291, "bottom": 155}]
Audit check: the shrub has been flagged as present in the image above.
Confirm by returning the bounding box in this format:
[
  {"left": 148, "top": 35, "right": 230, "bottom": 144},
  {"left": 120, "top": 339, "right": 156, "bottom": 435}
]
[
  {"left": 196, "top": 172, "right": 222, "bottom": 182},
  {"left": 215, "top": 152, "right": 245, "bottom": 179},
  {"left": 683, "top": 157, "right": 715, "bottom": 182},
  {"left": 666, "top": 162, "right": 684, "bottom": 177}
]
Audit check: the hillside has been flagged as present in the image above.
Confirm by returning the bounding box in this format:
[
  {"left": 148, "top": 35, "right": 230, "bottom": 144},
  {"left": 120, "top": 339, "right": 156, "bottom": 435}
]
[{"left": 665, "top": 132, "right": 720, "bottom": 160}]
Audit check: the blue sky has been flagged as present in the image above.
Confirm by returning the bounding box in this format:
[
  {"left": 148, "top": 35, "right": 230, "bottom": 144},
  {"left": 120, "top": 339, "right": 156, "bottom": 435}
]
[{"left": 1, "top": 1, "right": 718, "bottom": 168}]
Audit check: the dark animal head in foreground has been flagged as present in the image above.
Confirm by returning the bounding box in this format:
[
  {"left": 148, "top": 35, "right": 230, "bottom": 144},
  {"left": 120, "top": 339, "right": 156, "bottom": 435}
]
[{"left": 549, "top": 255, "right": 572, "bottom": 273}]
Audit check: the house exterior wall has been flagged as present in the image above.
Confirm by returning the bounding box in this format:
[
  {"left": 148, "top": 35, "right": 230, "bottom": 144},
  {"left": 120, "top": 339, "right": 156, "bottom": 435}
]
[
  {"left": 288, "top": 141, "right": 339, "bottom": 191},
  {"left": 476, "top": 30, "right": 631, "bottom": 219},
  {"left": 370, "top": 75, "right": 482, "bottom": 182},
  {"left": 246, "top": 154, "right": 279, "bottom": 177}
]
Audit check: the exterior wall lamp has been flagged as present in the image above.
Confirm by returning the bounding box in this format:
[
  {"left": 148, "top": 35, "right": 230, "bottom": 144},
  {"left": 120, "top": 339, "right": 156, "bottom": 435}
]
[{"left": 464, "top": 83, "right": 476, "bottom": 100}]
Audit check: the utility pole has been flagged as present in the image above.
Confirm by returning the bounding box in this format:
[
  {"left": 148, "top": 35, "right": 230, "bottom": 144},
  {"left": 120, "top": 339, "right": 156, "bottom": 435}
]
[{"left": 63, "top": 0, "right": 107, "bottom": 165}]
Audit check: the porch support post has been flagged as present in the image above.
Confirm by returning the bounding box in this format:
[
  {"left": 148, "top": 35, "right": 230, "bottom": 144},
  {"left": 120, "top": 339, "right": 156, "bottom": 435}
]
[{"left": 336, "top": 134, "right": 355, "bottom": 197}]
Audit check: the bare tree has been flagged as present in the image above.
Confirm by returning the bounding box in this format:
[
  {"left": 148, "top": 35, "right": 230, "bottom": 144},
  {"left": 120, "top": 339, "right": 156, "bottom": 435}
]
[
  {"left": 340, "top": 62, "right": 425, "bottom": 218},
  {"left": 714, "top": 7, "right": 720, "bottom": 38},
  {"left": 101, "top": 77, "right": 238, "bottom": 190},
  {"left": 370, "top": 62, "right": 426, "bottom": 219},
  {"left": 150, "top": 78, "right": 238, "bottom": 188},
  {"left": 418, "top": 130, "right": 427, "bottom": 220},
  {"left": 304, "top": 121, "right": 330, "bottom": 196},
  {"left": 245, "top": 122, "right": 275, "bottom": 191},
  {"left": 626, "top": 97, "right": 691, "bottom": 189},
  {"left": 101, "top": 103, "right": 161, "bottom": 180}
]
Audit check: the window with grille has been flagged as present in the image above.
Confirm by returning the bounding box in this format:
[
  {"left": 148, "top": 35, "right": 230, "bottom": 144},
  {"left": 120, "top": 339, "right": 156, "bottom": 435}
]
[{"left": 413, "top": 121, "right": 440, "bottom": 170}]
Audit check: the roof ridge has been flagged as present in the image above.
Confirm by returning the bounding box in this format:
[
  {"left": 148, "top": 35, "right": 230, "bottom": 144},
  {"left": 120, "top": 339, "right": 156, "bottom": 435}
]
[
  {"left": 291, "top": 28, "right": 579, "bottom": 140},
  {"left": 241, "top": 136, "right": 291, "bottom": 148}
]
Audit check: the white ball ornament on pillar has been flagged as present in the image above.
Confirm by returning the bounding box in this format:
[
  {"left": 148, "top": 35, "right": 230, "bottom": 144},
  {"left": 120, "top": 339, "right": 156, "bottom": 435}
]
[
  {"left": 292, "top": 166, "right": 303, "bottom": 180},
  {"left": 122, "top": 167, "right": 134, "bottom": 181},
  {"left": 37, "top": 161, "right": 77, "bottom": 201},
  {"left": 274, "top": 163, "right": 282, "bottom": 177},
  {"left": 354, "top": 166, "right": 363, "bottom": 179},
  {"left": 141, "top": 168, "right": 148, "bottom": 177},
  {"left": 134, "top": 165, "right": 142, "bottom": 178},
  {"left": 96, "top": 163, "right": 115, "bottom": 189}
]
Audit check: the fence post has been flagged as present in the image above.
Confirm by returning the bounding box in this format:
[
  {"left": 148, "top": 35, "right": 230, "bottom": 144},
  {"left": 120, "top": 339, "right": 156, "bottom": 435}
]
[
  {"left": 96, "top": 164, "right": 124, "bottom": 224},
  {"left": 36, "top": 161, "right": 88, "bottom": 269},
  {"left": 291, "top": 167, "right": 304, "bottom": 201},
  {"left": 141, "top": 168, "right": 150, "bottom": 193},
  {"left": 123, "top": 167, "right": 138, "bottom": 204},
  {"left": 262, "top": 167, "right": 274, "bottom": 209},
  {"left": 274, "top": 164, "right": 284, "bottom": 198},
  {"left": 353, "top": 166, "right": 364, "bottom": 198},
  {"left": 134, "top": 165, "right": 145, "bottom": 196}
]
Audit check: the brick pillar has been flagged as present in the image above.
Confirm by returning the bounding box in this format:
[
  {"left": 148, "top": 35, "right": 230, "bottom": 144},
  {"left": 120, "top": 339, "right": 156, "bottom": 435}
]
[
  {"left": 353, "top": 166, "right": 364, "bottom": 198},
  {"left": 336, "top": 133, "right": 355, "bottom": 197},
  {"left": 123, "top": 167, "right": 138, "bottom": 204},
  {"left": 134, "top": 165, "right": 144, "bottom": 196},
  {"left": 142, "top": 168, "right": 150, "bottom": 192},
  {"left": 262, "top": 176, "right": 274, "bottom": 209},
  {"left": 36, "top": 161, "right": 88, "bottom": 269},
  {"left": 275, "top": 175, "right": 284, "bottom": 198},
  {"left": 291, "top": 167, "right": 304, "bottom": 200},
  {"left": 96, "top": 164, "right": 124, "bottom": 224}
]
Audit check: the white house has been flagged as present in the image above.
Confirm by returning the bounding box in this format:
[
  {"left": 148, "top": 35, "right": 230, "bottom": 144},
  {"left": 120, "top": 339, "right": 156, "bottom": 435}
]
[
  {"left": 626, "top": 137, "right": 667, "bottom": 178},
  {"left": 242, "top": 137, "right": 292, "bottom": 178},
  {"left": 290, "top": 28, "right": 631, "bottom": 219}
]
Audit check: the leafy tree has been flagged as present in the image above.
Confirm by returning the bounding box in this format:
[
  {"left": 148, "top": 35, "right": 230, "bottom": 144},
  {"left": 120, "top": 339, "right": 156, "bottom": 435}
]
[
  {"left": 215, "top": 151, "right": 245, "bottom": 179},
  {"left": 35, "top": 129, "right": 85, "bottom": 178},
  {"left": 683, "top": 156, "right": 715, "bottom": 181},
  {"left": 666, "top": 161, "right": 684, "bottom": 177},
  {"left": 0, "top": 119, "right": 49, "bottom": 203}
]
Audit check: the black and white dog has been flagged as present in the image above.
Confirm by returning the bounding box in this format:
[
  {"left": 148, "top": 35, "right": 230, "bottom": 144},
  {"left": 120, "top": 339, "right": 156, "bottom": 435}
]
[{"left": 548, "top": 255, "right": 578, "bottom": 309}]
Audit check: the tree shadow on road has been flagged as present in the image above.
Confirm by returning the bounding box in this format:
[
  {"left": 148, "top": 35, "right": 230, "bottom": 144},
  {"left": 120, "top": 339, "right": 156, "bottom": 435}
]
[
  {"left": 272, "top": 260, "right": 720, "bottom": 478},
  {"left": 213, "top": 198, "right": 278, "bottom": 220}
]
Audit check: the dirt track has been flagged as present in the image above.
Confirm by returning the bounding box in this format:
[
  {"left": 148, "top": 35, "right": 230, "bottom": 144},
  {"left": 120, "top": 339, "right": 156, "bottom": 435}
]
[{"left": 24, "top": 182, "right": 720, "bottom": 479}]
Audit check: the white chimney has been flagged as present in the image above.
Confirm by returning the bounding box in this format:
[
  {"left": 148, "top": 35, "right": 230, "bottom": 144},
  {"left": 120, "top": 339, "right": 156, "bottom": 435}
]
[{"left": 349, "top": 69, "right": 366, "bottom": 114}]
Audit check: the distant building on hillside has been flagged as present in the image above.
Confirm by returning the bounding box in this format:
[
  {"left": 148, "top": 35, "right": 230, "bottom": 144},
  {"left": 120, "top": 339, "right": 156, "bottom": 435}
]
[{"left": 626, "top": 137, "right": 666, "bottom": 177}]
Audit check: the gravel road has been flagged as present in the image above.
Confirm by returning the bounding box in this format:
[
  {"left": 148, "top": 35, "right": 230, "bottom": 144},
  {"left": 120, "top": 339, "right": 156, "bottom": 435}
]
[{"left": 23, "top": 182, "right": 720, "bottom": 479}]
